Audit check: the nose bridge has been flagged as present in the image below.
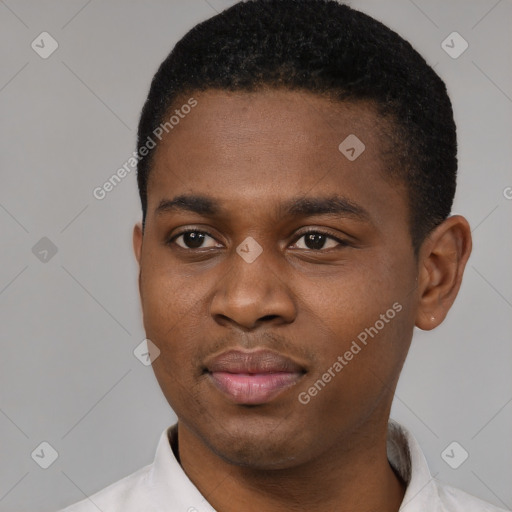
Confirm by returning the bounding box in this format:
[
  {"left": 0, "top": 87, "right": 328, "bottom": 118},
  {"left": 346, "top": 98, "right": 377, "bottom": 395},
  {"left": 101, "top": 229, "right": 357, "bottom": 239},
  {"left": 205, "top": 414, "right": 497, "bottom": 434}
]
[
  {"left": 226, "top": 237, "right": 279, "bottom": 301},
  {"left": 210, "top": 236, "right": 296, "bottom": 327}
]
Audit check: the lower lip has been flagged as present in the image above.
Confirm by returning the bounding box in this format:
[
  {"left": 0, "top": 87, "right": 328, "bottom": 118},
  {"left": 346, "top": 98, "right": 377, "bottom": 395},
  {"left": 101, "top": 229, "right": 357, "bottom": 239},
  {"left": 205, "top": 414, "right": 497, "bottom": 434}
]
[{"left": 208, "top": 371, "right": 303, "bottom": 404}]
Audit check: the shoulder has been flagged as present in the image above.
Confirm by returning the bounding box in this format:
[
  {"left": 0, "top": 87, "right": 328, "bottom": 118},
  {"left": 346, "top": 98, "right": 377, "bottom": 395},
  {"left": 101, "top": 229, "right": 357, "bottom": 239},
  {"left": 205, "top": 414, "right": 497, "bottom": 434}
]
[
  {"left": 56, "top": 462, "right": 154, "bottom": 512},
  {"left": 435, "top": 479, "right": 509, "bottom": 512}
]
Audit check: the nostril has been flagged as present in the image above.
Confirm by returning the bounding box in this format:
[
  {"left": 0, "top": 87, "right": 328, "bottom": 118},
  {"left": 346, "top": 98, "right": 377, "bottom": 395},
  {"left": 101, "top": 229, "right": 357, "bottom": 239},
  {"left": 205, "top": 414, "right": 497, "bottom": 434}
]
[{"left": 260, "top": 314, "right": 278, "bottom": 321}]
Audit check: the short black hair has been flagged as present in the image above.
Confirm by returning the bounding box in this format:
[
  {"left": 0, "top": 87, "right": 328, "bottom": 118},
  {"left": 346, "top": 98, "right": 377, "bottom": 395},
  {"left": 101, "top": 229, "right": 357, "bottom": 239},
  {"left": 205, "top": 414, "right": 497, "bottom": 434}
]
[{"left": 136, "top": 0, "right": 457, "bottom": 252}]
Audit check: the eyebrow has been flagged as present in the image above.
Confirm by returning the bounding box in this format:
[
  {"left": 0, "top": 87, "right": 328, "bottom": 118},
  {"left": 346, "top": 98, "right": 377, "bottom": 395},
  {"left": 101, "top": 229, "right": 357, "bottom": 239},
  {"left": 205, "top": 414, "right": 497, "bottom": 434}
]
[{"left": 155, "top": 194, "right": 370, "bottom": 221}]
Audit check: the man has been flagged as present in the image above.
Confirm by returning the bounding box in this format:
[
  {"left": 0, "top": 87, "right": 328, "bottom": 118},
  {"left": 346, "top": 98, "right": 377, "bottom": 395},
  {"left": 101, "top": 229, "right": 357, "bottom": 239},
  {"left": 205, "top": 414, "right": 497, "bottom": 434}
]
[{"left": 58, "top": 0, "right": 506, "bottom": 510}]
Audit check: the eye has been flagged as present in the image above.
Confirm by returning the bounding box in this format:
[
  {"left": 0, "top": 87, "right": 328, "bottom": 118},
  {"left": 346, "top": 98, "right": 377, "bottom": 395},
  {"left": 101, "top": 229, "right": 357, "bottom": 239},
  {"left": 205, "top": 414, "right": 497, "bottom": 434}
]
[
  {"left": 167, "top": 228, "right": 348, "bottom": 251},
  {"left": 169, "top": 229, "right": 221, "bottom": 249},
  {"left": 291, "top": 230, "right": 348, "bottom": 251}
]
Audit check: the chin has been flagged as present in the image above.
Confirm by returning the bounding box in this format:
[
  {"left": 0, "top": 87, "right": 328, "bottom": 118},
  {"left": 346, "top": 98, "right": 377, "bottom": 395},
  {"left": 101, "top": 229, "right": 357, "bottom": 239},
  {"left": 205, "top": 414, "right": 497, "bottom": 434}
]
[
  {"left": 214, "top": 440, "right": 303, "bottom": 470},
  {"left": 199, "top": 417, "right": 310, "bottom": 470}
]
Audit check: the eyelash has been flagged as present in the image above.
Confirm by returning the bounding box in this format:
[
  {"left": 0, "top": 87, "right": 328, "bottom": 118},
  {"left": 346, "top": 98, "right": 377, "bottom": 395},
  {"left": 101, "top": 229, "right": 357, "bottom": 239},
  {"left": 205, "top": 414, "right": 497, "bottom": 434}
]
[{"left": 167, "top": 228, "right": 349, "bottom": 251}]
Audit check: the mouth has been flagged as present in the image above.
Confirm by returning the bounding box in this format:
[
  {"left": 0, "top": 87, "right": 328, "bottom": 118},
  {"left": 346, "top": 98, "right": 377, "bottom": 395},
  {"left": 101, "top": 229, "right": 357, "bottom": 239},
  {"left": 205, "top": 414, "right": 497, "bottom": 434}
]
[{"left": 204, "top": 349, "right": 306, "bottom": 405}]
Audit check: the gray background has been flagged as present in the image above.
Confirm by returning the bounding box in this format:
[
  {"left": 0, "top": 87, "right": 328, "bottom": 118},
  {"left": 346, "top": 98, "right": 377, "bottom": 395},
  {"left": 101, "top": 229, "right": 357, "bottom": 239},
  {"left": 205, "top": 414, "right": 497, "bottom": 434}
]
[{"left": 0, "top": 0, "right": 511, "bottom": 511}]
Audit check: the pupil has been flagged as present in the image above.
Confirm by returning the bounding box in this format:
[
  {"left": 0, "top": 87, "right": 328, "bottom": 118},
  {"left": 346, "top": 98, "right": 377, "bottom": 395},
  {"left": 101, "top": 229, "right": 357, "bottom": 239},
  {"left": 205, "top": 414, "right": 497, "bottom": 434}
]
[
  {"left": 184, "top": 232, "right": 205, "bottom": 248},
  {"left": 182, "top": 232, "right": 327, "bottom": 250},
  {"left": 306, "top": 233, "right": 325, "bottom": 250}
]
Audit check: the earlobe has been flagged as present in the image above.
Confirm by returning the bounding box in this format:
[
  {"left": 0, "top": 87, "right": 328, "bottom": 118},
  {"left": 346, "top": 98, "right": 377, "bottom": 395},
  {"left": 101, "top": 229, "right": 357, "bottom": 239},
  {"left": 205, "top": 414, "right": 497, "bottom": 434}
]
[{"left": 415, "top": 215, "right": 472, "bottom": 331}]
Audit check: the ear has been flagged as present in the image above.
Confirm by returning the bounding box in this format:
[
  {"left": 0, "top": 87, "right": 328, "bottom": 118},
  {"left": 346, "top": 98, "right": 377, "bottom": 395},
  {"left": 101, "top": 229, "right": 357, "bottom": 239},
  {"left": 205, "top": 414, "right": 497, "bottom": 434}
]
[
  {"left": 133, "top": 222, "right": 144, "bottom": 300},
  {"left": 133, "top": 222, "right": 143, "bottom": 265},
  {"left": 415, "top": 215, "right": 472, "bottom": 330}
]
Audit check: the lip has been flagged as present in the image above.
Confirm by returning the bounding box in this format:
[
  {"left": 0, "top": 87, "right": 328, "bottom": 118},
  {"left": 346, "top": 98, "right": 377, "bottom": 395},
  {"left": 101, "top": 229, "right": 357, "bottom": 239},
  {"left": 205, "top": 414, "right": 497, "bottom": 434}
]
[{"left": 205, "top": 349, "right": 306, "bottom": 405}]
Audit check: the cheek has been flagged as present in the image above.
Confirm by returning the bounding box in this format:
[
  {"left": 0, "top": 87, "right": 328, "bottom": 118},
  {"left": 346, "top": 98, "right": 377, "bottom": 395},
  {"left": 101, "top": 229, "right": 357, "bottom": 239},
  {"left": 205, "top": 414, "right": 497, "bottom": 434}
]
[
  {"left": 298, "top": 292, "right": 411, "bottom": 426},
  {"left": 140, "top": 255, "right": 206, "bottom": 343},
  {"left": 303, "top": 257, "right": 405, "bottom": 331},
  {"left": 139, "top": 282, "right": 209, "bottom": 402},
  {"left": 299, "top": 251, "right": 414, "bottom": 380}
]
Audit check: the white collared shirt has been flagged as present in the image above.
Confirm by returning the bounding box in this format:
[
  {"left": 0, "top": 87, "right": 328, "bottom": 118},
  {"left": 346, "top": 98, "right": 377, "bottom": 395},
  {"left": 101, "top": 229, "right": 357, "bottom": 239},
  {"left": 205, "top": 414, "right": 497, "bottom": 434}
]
[{"left": 57, "top": 419, "right": 507, "bottom": 511}]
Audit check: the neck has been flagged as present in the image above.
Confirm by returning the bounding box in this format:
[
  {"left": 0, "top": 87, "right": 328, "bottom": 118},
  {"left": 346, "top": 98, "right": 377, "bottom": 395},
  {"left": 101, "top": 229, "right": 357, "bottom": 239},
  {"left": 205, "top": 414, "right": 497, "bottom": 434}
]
[{"left": 176, "top": 416, "right": 406, "bottom": 512}]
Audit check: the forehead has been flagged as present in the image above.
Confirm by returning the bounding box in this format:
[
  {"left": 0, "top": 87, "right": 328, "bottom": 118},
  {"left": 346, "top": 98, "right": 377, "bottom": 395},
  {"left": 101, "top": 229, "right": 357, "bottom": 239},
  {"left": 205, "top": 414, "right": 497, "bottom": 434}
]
[
  {"left": 151, "top": 89, "right": 383, "bottom": 170},
  {"left": 146, "top": 89, "right": 406, "bottom": 226}
]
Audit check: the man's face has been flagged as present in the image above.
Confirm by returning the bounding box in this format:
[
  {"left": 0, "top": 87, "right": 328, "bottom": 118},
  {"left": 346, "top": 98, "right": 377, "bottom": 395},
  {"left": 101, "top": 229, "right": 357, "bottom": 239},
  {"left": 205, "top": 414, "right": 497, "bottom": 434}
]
[{"left": 134, "top": 90, "right": 420, "bottom": 469}]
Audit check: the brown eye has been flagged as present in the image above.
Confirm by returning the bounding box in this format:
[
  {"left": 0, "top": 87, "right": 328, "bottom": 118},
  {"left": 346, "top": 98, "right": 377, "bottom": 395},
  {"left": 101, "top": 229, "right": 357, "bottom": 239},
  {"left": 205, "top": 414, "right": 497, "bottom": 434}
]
[
  {"left": 291, "top": 230, "right": 348, "bottom": 251},
  {"left": 169, "top": 230, "right": 220, "bottom": 249}
]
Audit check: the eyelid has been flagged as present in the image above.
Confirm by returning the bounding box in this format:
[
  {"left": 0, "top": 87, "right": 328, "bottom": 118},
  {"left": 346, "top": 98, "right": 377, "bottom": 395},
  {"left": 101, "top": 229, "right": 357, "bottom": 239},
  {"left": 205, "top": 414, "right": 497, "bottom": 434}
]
[
  {"left": 168, "top": 228, "right": 221, "bottom": 249},
  {"left": 167, "top": 226, "right": 349, "bottom": 250},
  {"left": 294, "top": 227, "right": 349, "bottom": 245}
]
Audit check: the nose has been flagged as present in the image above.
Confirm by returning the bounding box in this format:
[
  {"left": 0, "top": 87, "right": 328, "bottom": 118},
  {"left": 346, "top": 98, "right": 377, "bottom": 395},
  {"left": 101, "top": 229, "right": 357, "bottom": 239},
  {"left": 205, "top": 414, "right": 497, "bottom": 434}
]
[{"left": 209, "top": 245, "right": 297, "bottom": 330}]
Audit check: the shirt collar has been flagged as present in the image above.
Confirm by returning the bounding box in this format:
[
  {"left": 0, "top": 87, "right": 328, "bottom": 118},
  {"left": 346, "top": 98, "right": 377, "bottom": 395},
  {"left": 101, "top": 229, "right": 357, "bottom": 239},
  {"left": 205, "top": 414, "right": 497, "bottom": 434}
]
[
  {"left": 148, "top": 423, "right": 217, "bottom": 512},
  {"left": 387, "top": 419, "right": 442, "bottom": 511},
  {"left": 148, "top": 419, "right": 441, "bottom": 511}
]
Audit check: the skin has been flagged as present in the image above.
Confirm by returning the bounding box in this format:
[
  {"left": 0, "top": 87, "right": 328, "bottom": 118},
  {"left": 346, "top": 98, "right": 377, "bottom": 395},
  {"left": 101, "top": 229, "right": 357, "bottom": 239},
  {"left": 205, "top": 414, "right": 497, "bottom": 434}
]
[{"left": 132, "top": 89, "right": 472, "bottom": 512}]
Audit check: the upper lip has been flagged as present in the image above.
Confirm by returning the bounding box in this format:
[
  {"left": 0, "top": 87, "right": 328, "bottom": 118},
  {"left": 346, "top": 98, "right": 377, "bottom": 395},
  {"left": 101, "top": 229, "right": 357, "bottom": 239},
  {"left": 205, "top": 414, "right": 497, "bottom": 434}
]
[{"left": 205, "top": 349, "right": 306, "bottom": 374}]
